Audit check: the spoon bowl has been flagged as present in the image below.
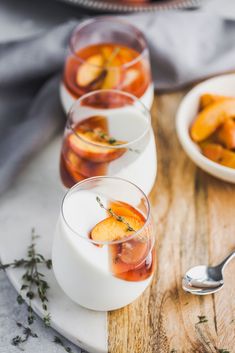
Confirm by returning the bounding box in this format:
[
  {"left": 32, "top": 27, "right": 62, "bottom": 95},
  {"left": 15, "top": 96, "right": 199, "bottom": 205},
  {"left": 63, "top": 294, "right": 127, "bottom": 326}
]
[{"left": 182, "top": 251, "right": 235, "bottom": 295}]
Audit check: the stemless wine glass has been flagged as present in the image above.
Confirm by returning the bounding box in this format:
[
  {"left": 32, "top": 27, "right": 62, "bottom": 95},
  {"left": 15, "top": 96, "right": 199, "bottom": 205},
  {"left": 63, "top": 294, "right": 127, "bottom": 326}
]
[
  {"left": 60, "top": 17, "right": 154, "bottom": 113},
  {"left": 52, "top": 176, "right": 156, "bottom": 311},
  {"left": 60, "top": 89, "right": 157, "bottom": 195}
]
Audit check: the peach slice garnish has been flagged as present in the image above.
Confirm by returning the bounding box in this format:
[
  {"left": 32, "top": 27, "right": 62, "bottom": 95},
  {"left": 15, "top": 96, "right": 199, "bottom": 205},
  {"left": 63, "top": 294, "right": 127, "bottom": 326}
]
[
  {"left": 66, "top": 149, "right": 108, "bottom": 177},
  {"left": 68, "top": 131, "right": 126, "bottom": 163},
  {"left": 101, "top": 46, "right": 116, "bottom": 62},
  {"left": 119, "top": 240, "right": 149, "bottom": 266},
  {"left": 101, "top": 67, "right": 122, "bottom": 89},
  {"left": 61, "top": 153, "right": 86, "bottom": 184},
  {"left": 216, "top": 118, "right": 235, "bottom": 149},
  {"left": 119, "top": 46, "right": 135, "bottom": 63},
  {"left": 122, "top": 69, "right": 139, "bottom": 87},
  {"left": 191, "top": 99, "right": 235, "bottom": 142},
  {"left": 76, "top": 54, "right": 104, "bottom": 87},
  {"left": 90, "top": 216, "right": 144, "bottom": 242},
  {"left": 76, "top": 115, "right": 108, "bottom": 134},
  {"left": 109, "top": 201, "right": 145, "bottom": 222},
  {"left": 101, "top": 47, "right": 122, "bottom": 89}
]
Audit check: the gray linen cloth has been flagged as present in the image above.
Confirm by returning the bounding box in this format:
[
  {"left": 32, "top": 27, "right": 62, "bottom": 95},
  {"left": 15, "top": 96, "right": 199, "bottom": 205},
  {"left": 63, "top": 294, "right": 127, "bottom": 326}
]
[{"left": 1, "top": 11, "right": 235, "bottom": 194}]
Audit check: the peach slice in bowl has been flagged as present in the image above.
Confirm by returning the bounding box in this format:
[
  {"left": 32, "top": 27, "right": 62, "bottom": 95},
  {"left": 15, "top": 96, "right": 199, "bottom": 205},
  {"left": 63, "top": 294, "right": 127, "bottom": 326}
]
[{"left": 176, "top": 74, "right": 235, "bottom": 183}]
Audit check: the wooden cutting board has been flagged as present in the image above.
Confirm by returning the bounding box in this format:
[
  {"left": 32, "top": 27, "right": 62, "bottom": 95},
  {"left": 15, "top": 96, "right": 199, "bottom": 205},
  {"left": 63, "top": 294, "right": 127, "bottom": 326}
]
[
  {"left": 108, "top": 92, "right": 235, "bottom": 353},
  {"left": 1, "top": 91, "right": 235, "bottom": 353}
]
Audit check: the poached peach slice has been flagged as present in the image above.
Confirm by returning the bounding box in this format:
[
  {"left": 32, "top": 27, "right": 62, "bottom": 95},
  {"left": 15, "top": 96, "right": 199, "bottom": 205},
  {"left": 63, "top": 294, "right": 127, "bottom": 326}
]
[
  {"left": 191, "top": 99, "right": 235, "bottom": 142},
  {"left": 101, "top": 46, "right": 122, "bottom": 89},
  {"left": 76, "top": 54, "right": 104, "bottom": 87},
  {"left": 109, "top": 201, "right": 145, "bottom": 222},
  {"left": 76, "top": 115, "right": 108, "bottom": 134},
  {"left": 68, "top": 131, "right": 126, "bottom": 163},
  {"left": 220, "top": 149, "right": 235, "bottom": 168},
  {"left": 90, "top": 216, "right": 144, "bottom": 242},
  {"left": 199, "top": 93, "right": 230, "bottom": 110},
  {"left": 65, "top": 149, "right": 108, "bottom": 177},
  {"left": 200, "top": 143, "right": 223, "bottom": 163},
  {"left": 61, "top": 154, "right": 86, "bottom": 184},
  {"left": 201, "top": 143, "right": 235, "bottom": 169},
  {"left": 216, "top": 118, "right": 235, "bottom": 149},
  {"left": 122, "top": 69, "right": 139, "bottom": 87},
  {"left": 118, "top": 240, "right": 149, "bottom": 266}
]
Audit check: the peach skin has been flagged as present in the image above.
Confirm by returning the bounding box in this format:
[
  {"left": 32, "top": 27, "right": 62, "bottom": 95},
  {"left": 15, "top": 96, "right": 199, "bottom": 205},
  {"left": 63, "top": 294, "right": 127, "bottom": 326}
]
[
  {"left": 191, "top": 99, "right": 235, "bottom": 142},
  {"left": 216, "top": 118, "right": 235, "bottom": 149},
  {"left": 68, "top": 131, "right": 126, "bottom": 163},
  {"left": 199, "top": 93, "right": 230, "bottom": 110},
  {"left": 90, "top": 216, "right": 144, "bottom": 242},
  {"left": 201, "top": 143, "right": 235, "bottom": 169},
  {"left": 109, "top": 201, "right": 145, "bottom": 222},
  {"left": 66, "top": 149, "right": 108, "bottom": 177},
  {"left": 76, "top": 54, "right": 105, "bottom": 87}
]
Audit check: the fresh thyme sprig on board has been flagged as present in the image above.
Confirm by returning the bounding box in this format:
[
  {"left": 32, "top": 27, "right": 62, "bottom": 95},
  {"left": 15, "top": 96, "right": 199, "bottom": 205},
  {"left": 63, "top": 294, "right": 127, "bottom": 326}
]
[
  {"left": 11, "top": 322, "right": 38, "bottom": 351},
  {"left": 194, "top": 315, "right": 230, "bottom": 353},
  {"left": 196, "top": 315, "right": 208, "bottom": 324},
  {"left": 54, "top": 336, "right": 75, "bottom": 353},
  {"left": 96, "top": 196, "right": 135, "bottom": 232},
  {"left": 1, "top": 229, "right": 80, "bottom": 352},
  {"left": 14, "top": 229, "right": 52, "bottom": 326},
  {"left": 0, "top": 229, "right": 52, "bottom": 348}
]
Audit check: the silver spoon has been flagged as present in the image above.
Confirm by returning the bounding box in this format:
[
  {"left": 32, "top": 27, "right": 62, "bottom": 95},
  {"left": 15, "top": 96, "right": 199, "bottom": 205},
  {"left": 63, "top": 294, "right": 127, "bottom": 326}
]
[{"left": 182, "top": 251, "right": 235, "bottom": 295}]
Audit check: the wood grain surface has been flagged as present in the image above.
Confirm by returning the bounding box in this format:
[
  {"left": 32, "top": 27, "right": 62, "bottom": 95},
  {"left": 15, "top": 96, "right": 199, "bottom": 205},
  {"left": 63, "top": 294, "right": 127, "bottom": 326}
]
[{"left": 108, "top": 92, "right": 235, "bottom": 353}]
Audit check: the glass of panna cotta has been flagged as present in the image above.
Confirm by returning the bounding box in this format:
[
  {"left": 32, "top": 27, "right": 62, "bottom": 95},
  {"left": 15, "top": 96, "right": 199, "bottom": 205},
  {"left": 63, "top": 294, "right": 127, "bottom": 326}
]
[
  {"left": 60, "top": 90, "right": 157, "bottom": 196},
  {"left": 52, "top": 176, "right": 156, "bottom": 311},
  {"left": 60, "top": 17, "right": 154, "bottom": 113}
]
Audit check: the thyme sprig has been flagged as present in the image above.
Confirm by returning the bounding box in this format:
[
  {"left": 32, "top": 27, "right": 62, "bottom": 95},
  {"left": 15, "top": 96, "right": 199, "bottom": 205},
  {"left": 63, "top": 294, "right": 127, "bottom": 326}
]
[
  {"left": 89, "top": 47, "right": 120, "bottom": 89},
  {"left": 15, "top": 229, "right": 52, "bottom": 326},
  {"left": 96, "top": 196, "right": 135, "bottom": 232},
  {"left": 0, "top": 259, "right": 28, "bottom": 271},
  {"left": 54, "top": 336, "right": 74, "bottom": 353},
  {"left": 93, "top": 129, "right": 118, "bottom": 145},
  {"left": 1, "top": 229, "right": 79, "bottom": 352},
  {"left": 92, "top": 128, "right": 140, "bottom": 154},
  {"left": 11, "top": 322, "right": 38, "bottom": 351},
  {"left": 196, "top": 315, "right": 208, "bottom": 324},
  {"left": 194, "top": 315, "right": 230, "bottom": 353},
  {"left": 0, "top": 229, "right": 52, "bottom": 349}
]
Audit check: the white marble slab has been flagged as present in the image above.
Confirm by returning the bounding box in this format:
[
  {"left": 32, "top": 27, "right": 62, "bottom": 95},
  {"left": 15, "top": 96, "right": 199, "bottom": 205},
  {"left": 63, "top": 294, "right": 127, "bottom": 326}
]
[{"left": 0, "top": 136, "right": 107, "bottom": 353}]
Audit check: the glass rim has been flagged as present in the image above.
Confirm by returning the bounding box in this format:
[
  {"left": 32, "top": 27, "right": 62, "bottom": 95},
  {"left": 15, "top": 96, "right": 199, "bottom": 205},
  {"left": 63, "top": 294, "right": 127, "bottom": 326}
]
[
  {"left": 69, "top": 17, "right": 149, "bottom": 70},
  {"left": 67, "top": 89, "right": 151, "bottom": 150},
  {"left": 61, "top": 176, "right": 151, "bottom": 246}
]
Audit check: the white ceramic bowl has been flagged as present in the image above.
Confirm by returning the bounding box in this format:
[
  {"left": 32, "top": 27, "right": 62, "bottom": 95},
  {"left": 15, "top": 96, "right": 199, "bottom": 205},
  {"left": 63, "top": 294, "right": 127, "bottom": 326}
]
[{"left": 176, "top": 74, "right": 235, "bottom": 183}]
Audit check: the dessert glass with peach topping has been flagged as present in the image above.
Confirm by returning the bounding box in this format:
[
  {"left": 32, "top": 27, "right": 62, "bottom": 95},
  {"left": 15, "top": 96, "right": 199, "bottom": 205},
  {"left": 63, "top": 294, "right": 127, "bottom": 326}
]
[
  {"left": 52, "top": 176, "right": 156, "bottom": 311},
  {"left": 60, "top": 18, "right": 154, "bottom": 112},
  {"left": 60, "top": 90, "right": 157, "bottom": 195}
]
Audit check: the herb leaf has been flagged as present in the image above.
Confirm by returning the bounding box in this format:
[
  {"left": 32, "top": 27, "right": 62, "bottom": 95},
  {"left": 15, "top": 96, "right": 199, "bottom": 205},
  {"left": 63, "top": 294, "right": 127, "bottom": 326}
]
[
  {"left": 96, "top": 196, "right": 135, "bottom": 232},
  {"left": 54, "top": 336, "right": 74, "bottom": 353},
  {"left": 196, "top": 315, "right": 208, "bottom": 324}
]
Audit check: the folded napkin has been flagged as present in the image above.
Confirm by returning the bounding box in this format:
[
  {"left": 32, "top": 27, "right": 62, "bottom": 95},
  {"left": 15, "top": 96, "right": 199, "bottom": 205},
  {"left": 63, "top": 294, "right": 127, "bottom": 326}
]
[{"left": 1, "top": 11, "right": 235, "bottom": 195}]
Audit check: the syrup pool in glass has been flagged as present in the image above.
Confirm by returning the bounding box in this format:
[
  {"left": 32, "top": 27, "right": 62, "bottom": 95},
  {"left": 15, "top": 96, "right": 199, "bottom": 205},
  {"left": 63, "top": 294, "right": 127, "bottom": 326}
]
[
  {"left": 52, "top": 177, "right": 156, "bottom": 311},
  {"left": 60, "top": 90, "right": 157, "bottom": 196},
  {"left": 60, "top": 17, "right": 154, "bottom": 112}
]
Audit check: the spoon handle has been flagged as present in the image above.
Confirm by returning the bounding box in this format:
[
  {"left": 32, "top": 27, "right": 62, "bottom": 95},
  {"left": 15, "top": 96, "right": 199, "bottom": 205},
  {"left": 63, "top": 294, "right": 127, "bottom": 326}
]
[{"left": 217, "top": 251, "right": 235, "bottom": 272}]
